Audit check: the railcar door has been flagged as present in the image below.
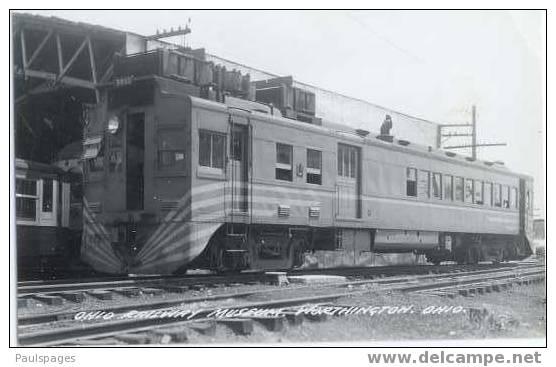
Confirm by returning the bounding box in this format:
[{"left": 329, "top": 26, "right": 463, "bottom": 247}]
[
  {"left": 38, "top": 177, "right": 58, "bottom": 226},
  {"left": 229, "top": 115, "right": 250, "bottom": 213},
  {"left": 126, "top": 112, "right": 145, "bottom": 211},
  {"left": 336, "top": 143, "right": 361, "bottom": 218}
]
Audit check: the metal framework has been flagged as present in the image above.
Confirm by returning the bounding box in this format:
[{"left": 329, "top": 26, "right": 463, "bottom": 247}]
[{"left": 13, "top": 14, "right": 126, "bottom": 103}]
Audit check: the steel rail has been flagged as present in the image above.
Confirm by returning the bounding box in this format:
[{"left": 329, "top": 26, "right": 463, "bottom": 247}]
[
  {"left": 17, "top": 266, "right": 544, "bottom": 346},
  {"left": 17, "top": 262, "right": 529, "bottom": 296}
]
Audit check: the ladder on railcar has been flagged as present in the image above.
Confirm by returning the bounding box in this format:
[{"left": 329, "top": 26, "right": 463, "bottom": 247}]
[{"left": 226, "top": 110, "right": 253, "bottom": 249}]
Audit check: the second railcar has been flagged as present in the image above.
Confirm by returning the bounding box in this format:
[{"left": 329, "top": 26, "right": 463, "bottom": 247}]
[{"left": 15, "top": 159, "right": 82, "bottom": 277}]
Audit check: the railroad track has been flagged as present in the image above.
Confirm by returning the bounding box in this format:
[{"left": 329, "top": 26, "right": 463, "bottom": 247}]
[
  {"left": 17, "top": 263, "right": 544, "bottom": 346},
  {"left": 17, "top": 262, "right": 528, "bottom": 296}
]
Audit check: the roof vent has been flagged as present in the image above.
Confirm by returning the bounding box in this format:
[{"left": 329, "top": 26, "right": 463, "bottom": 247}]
[
  {"left": 376, "top": 135, "right": 394, "bottom": 143},
  {"left": 355, "top": 129, "right": 370, "bottom": 137}
]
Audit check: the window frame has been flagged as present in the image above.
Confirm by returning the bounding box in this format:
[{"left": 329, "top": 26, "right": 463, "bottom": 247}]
[
  {"left": 406, "top": 167, "right": 417, "bottom": 197},
  {"left": 474, "top": 180, "right": 484, "bottom": 205},
  {"left": 454, "top": 176, "right": 464, "bottom": 202},
  {"left": 418, "top": 170, "right": 430, "bottom": 199},
  {"left": 493, "top": 183, "right": 502, "bottom": 207},
  {"left": 502, "top": 185, "right": 510, "bottom": 209},
  {"left": 511, "top": 187, "right": 519, "bottom": 209},
  {"left": 15, "top": 178, "right": 39, "bottom": 223},
  {"left": 337, "top": 144, "right": 358, "bottom": 179},
  {"left": 432, "top": 172, "right": 442, "bottom": 199},
  {"left": 484, "top": 182, "right": 493, "bottom": 207},
  {"left": 275, "top": 143, "right": 293, "bottom": 181},
  {"left": 443, "top": 174, "right": 453, "bottom": 201},
  {"left": 198, "top": 130, "right": 226, "bottom": 172},
  {"left": 464, "top": 178, "right": 474, "bottom": 204},
  {"left": 306, "top": 148, "right": 322, "bottom": 185}
]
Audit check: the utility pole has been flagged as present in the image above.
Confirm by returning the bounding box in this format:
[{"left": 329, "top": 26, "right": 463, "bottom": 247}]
[{"left": 437, "top": 105, "right": 506, "bottom": 159}]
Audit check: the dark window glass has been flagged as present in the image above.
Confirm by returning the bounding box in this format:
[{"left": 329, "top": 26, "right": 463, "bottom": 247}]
[
  {"left": 338, "top": 144, "right": 358, "bottom": 178},
  {"left": 199, "top": 130, "right": 225, "bottom": 169},
  {"left": 276, "top": 143, "right": 293, "bottom": 181},
  {"left": 16, "top": 179, "right": 36, "bottom": 196},
  {"left": 158, "top": 130, "right": 185, "bottom": 170},
  {"left": 418, "top": 170, "right": 430, "bottom": 198},
  {"left": 455, "top": 177, "right": 464, "bottom": 202},
  {"left": 307, "top": 149, "right": 322, "bottom": 185},
  {"left": 406, "top": 168, "right": 417, "bottom": 197},
  {"left": 199, "top": 131, "right": 211, "bottom": 167},
  {"left": 443, "top": 174, "right": 453, "bottom": 201},
  {"left": 502, "top": 185, "right": 510, "bottom": 208},
  {"left": 474, "top": 180, "right": 484, "bottom": 205},
  {"left": 16, "top": 179, "right": 37, "bottom": 221},
  {"left": 484, "top": 182, "right": 493, "bottom": 206},
  {"left": 126, "top": 113, "right": 145, "bottom": 211},
  {"left": 42, "top": 179, "right": 53, "bottom": 212},
  {"left": 337, "top": 148, "right": 343, "bottom": 176},
  {"left": 511, "top": 187, "right": 518, "bottom": 209},
  {"left": 494, "top": 184, "right": 502, "bottom": 207},
  {"left": 276, "top": 143, "right": 292, "bottom": 165},
  {"left": 212, "top": 134, "right": 225, "bottom": 168},
  {"left": 231, "top": 131, "right": 243, "bottom": 161},
  {"left": 464, "top": 179, "right": 474, "bottom": 203},
  {"left": 432, "top": 173, "right": 442, "bottom": 199}
]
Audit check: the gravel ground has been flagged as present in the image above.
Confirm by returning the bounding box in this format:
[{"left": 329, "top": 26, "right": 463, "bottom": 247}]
[{"left": 183, "top": 282, "right": 546, "bottom": 345}]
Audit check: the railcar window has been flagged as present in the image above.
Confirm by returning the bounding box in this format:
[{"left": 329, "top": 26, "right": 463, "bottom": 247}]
[
  {"left": 502, "top": 185, "right": 510, "bottom": 208},
  {"left": 84, "top": 137, "right": 104, "bottom": 174},
  {"left": 493, "top": 184, "right": 502, "bottom": 207},
  {"left": 455, "top": 177, "right": 464, "bottom": 202},
  {"left": 443, "top": 174, "right": 453, "bottom": 201},
  {"left": 484, "top": 182, "right": 493, "bottom": 206},
  {"left": 307, "top": 149, "right": 322, "bottom": 185},
  {"left": 474, "top": 180, "right": 484, "bottom": 205},
  {"left": 42, "top": 178, "right": 54, "bottom": 212},
  {"left": 418, "top": 170, "right": 430, "bottom": 198},
  {"left": 406, "top": 168, "right": 417, "bottom": 197},
  {"left": 338, "top": 144, "right": 358, "bottom": 178},
  {"left": 464, "top": 179, "right": 474, "bottom": 203},
  {"left": 198, "top": 130, "right": 225, "bottom": 170},
  {"left": 511, "top": 187, "right": 518, "bottom": 209},
  {"left": 16, "top": 178, "right": 38, "bottom": 221},
  {"left": 158, "top": 130, "right": 187, "bottom": 170},
  {"left": 231, "top": 130, "right": 243, "bottom": 161},
  {"left": 276, "top": 143, "right": 293, "bottom": 181},
  {"left": 432, "top": 173, "right": 442, "bottom": 199}
]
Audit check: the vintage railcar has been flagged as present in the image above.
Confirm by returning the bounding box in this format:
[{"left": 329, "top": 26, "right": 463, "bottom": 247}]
[
  {"left": 80, "top": 72, "right": 534, "bottom": 275},
  {"left": 15, "top": 159, "right": 82, "bottom": 276}
]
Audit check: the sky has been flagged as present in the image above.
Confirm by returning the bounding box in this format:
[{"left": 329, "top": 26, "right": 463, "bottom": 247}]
[{"left": 20, "top": 10, "right": 546, "bottom": 216}]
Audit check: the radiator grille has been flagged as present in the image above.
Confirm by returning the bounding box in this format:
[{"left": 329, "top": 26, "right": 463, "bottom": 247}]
[
  {"left": 278, "top": 205, "right": 290, "bottom": 217},
  {"left": 160, "top": 200, "right": 179, "bottom": 211},
  {"left": 308, "top": 206, "right": 320, "bottom": 218},
  {"left": 88, "top": 202, "right": 101, "bottom": 213}
]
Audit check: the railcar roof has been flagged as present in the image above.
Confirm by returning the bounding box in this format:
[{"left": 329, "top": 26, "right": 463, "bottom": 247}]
[
  {"left": 189, "top": 95, "right": 532, "bottom": 180},
  {"left": 15, "top": 158, "right": 65, "bottom": 175}
]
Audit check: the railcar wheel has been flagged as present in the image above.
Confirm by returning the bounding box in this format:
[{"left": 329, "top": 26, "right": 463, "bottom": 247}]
[
  {"left": 467, "top": 247, "right": 480, "bottom": 265},
  {"left": 287, "top": 237, "right": 306, "bottom": 269}
]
